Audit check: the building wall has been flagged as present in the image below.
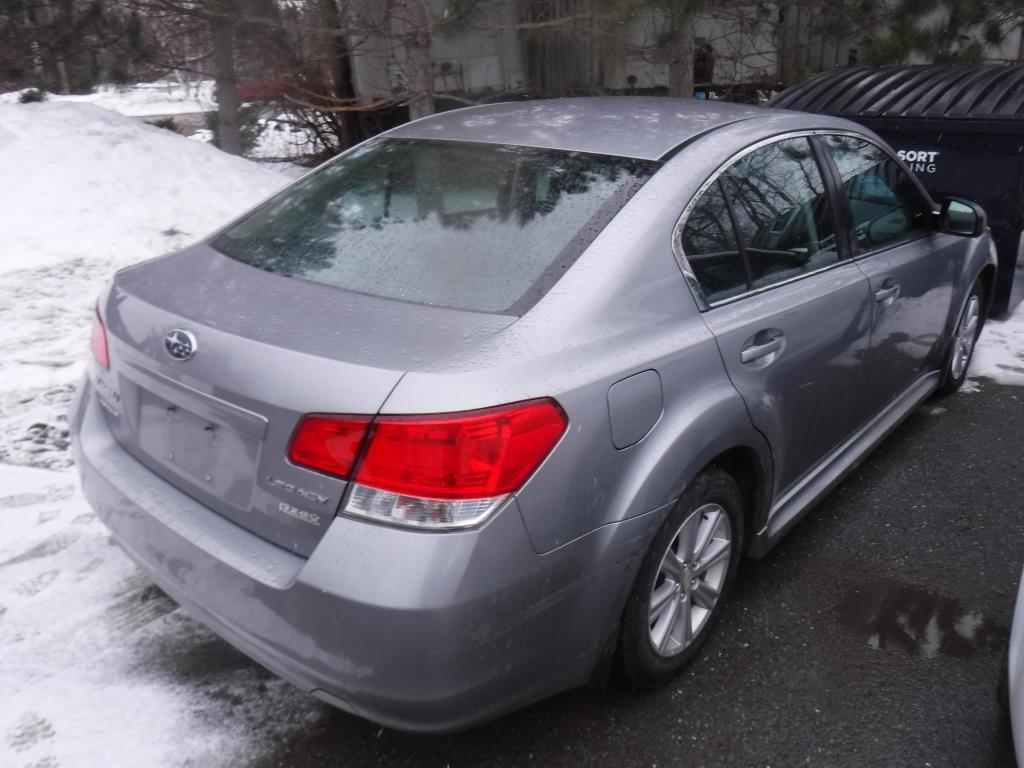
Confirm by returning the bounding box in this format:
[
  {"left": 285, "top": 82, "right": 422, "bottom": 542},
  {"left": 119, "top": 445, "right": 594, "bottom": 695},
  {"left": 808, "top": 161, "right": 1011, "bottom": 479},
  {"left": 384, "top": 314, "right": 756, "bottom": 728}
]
[
  {"left": 348, "top": 0, "right": 525, "bottom": 102},
  {"left": 347, "top": 0, "right": 1024, "bottom": 106},
  {"left": 607, "top": 7, "right": 779, "bottom": 90}
]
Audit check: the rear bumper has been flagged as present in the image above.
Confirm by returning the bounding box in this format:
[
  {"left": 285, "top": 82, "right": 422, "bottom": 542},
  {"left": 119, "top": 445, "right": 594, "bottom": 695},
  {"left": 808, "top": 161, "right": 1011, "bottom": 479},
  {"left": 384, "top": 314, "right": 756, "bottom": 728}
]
[{"left": 71, "top": 379, "right": 658, "bottom": 733}]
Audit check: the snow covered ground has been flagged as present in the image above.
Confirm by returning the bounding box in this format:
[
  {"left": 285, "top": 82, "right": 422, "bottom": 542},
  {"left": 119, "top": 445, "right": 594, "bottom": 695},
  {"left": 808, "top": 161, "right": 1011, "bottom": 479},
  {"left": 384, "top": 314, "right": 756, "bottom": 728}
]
[
  {"left": 0, "top": 95, "right": 1022, "bottom": 766},
  {"left": 0, "top": 101, "right": 323, "bottom": 767},
  {"left": 0, "top": 79, "right": 215, "bottom": 117},
  {"left": 971, "top": 304, "right": 1024, "bottom": 386}
]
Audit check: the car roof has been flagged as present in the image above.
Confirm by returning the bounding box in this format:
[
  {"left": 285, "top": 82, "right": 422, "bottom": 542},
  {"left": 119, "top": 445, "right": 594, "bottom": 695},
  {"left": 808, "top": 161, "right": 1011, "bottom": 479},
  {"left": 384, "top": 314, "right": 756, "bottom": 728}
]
[{"left": 387, "top": 97, "right": 795, "bottom": 161}]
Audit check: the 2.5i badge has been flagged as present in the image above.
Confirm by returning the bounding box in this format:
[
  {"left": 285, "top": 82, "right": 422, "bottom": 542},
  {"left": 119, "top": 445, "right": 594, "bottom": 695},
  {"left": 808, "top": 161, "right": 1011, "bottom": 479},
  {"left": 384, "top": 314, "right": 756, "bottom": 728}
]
[{"left": 278, "top": 501, "right": 322, "bottom": 527}]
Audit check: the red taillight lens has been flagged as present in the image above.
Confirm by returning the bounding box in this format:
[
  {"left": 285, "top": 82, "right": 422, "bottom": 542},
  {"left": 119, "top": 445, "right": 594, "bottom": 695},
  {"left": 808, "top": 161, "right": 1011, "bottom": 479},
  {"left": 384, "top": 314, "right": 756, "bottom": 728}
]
[
  {"left": 355, "top": 399, "right": 567, "bottom": 500},
  {"left": 288, "top": 415, "right": 371, "bottom": 478},
  {"left": 91, "top": 307, "right": 110, "bottom": 369}
]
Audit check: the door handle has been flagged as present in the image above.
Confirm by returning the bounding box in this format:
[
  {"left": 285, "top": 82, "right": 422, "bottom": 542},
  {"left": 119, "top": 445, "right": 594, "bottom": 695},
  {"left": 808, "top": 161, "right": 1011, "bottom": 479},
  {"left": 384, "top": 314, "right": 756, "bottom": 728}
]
[
  {"left": 874, "top": 283, "right": 900, "bottom": 304},
  {"left": 741, "top": 335, "right": 784, "bottom": 363}
]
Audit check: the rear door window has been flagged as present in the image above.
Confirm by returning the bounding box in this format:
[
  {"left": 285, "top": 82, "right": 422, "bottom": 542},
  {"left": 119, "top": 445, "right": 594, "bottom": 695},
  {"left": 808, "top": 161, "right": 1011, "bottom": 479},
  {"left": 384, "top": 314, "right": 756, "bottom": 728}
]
[
  {"left": 213, "top": 139, "right": 656, "bottom": 315},
  {"left": 680, "top": 136, "right": 843, "bottom": 306},
  {"left": 723, "top": 138, "right": 841, "bottom": 289}
]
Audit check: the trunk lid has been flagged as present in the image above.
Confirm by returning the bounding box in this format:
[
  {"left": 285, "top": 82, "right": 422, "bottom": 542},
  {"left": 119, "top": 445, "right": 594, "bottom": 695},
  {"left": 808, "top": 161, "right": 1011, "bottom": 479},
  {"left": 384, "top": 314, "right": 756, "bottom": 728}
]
[{"left": 98, "top": 244, "right": 514, "bottom": 556}]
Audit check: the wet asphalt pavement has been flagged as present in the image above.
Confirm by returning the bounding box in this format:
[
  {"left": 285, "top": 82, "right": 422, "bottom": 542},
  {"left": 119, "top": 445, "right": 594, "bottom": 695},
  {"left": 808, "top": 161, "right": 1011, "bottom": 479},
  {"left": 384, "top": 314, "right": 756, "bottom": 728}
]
[{"left": 239, "top": 382, "right": 1020, "bottom": 767}]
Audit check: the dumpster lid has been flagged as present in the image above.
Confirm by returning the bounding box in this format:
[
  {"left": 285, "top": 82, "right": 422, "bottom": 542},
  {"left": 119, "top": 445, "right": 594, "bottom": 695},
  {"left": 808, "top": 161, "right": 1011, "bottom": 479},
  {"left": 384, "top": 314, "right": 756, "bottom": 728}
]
[{"left": 772, "top": 64, "right": 1024, "bottom": 122}]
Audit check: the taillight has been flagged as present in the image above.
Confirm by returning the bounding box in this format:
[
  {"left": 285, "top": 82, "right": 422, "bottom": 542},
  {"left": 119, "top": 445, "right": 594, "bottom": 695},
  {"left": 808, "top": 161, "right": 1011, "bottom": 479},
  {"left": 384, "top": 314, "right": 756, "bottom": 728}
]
[
  {"left": 288, "top": 399, "right": 567, "bottom": 529},
  {"left": 288, "top": 415, "right": 370, "bottom": 478},
  {"left": 91, "top": 307, "right": 110, "bottom": 369}
]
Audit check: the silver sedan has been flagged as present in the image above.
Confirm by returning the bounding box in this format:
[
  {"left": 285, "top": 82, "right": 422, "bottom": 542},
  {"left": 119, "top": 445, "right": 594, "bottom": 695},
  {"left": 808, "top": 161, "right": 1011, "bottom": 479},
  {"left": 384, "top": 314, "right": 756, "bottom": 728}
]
[{"left": 72, "top": 97, "right": 995, "bottom": 732}]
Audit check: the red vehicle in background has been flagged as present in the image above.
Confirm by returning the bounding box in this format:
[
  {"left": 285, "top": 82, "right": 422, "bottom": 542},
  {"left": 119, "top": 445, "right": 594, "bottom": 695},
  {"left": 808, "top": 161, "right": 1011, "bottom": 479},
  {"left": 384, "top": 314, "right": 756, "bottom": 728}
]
[{"left": 213, "top": 78, "right": 294, "bottom": 103}]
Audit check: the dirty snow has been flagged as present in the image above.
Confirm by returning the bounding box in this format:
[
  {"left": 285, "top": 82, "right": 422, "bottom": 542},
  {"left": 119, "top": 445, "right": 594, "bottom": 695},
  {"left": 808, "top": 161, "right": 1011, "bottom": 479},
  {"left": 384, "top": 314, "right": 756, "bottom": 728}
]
[
  {"left": 0, "top": 101, "right": 322, "bottom": 767},
  {"left": 0, "top": 466, "right": 322, "bottom": 768},
  {"left": 971, "top": 305, "right": 1024, "bottom": 386}
]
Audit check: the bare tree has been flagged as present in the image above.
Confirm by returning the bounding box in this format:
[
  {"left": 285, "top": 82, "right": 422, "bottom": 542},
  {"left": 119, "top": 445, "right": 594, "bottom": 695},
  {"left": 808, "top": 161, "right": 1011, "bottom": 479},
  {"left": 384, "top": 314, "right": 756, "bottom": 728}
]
[
  {"left": 208, "top": 1, "right": 242, "bottom": 154},
  {"left": 391, "top": 0, "right": 435, "bottom": 119}
]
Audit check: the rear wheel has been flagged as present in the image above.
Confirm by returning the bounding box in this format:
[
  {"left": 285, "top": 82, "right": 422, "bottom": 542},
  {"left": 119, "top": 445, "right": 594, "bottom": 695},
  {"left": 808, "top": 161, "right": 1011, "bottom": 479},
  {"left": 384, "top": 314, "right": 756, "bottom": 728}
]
[
  {"left": 937, "top": 281, "right": 984, "bottom": 396},
  {"left": 618, "top": 467, "right": 743, "bottom": 687}
]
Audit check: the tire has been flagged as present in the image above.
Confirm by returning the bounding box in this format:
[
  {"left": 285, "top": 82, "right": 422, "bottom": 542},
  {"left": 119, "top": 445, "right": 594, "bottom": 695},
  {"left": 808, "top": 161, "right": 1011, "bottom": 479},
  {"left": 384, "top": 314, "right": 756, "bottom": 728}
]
[
  {"left": 937, "top": 280, "right": 985, "bottom": 396},
  {"left": 617, "top": 467, "right": 744, "bottom": 688},
  {"left": 998, "top": 647, "right": 1010, "bottom": 711}
]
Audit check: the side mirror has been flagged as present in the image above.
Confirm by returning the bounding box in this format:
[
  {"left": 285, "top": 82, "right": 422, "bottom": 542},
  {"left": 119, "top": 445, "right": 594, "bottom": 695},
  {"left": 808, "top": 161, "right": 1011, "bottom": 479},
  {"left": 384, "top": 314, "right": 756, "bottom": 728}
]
[{"left": 940, "top": 197, "right": 986, "bottom": 237}]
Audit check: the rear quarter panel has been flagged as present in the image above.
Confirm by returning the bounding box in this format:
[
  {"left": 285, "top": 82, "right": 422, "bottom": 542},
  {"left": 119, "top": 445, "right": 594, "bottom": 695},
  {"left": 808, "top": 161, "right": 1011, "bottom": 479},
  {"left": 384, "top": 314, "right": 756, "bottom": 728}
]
[{"left": 379, "top": 124, "right": 798, "bottom": 553}]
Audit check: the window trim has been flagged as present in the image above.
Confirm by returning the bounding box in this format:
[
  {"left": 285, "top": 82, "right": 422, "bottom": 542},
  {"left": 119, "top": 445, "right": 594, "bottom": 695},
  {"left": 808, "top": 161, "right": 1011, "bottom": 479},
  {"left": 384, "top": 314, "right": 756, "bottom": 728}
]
[{"left": 672, "top": 129, "right": 938, "bottom": 312}]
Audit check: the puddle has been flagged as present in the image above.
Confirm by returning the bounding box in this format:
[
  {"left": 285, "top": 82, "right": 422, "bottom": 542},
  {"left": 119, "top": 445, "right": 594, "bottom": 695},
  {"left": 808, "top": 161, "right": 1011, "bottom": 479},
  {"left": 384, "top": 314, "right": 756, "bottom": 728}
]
[{"left": 839, "top": 579, "right": 1007, "bottom": 658}]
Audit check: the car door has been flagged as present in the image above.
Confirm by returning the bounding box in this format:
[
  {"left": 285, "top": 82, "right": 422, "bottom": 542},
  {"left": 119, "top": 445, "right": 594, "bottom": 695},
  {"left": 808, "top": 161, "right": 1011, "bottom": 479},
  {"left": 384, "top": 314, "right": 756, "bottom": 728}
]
[
  {"left": 819, "top": 134, "right": 961, "bottom": 407},
  {"left": 678, "top": 136, "right": 875, "bottom": 498}
]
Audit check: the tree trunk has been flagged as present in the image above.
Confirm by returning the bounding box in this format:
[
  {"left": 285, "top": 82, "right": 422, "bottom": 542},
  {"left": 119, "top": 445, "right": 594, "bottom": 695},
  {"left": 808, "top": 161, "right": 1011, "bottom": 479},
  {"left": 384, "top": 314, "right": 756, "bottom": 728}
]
[
  {"left": 777, "top": 3, "right": 802, "bottom": 84},
  {"left": 39, "top": 0, "right": 70, "bottom": 93},
  {"left": 667, "top": 18, "right": 696, "bottom": 98},
  {"left": 22, "top": 3, "right": 45, "bottom": 86},
  {"left": 210, "top": 10, "right": 242, "bottom": 156},
  {"left": 395, "top": 0, "right": 434, "bottom": 120},
  {"left": 320, "top": 0, "right": 361, "bottom": 149}
]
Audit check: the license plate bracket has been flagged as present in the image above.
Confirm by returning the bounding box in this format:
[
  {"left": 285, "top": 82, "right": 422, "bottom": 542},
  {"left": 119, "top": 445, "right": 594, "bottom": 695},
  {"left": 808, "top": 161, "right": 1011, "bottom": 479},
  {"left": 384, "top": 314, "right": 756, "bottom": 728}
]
[{"left": 136, "top": 389, "right": 259, "bottom": 511}]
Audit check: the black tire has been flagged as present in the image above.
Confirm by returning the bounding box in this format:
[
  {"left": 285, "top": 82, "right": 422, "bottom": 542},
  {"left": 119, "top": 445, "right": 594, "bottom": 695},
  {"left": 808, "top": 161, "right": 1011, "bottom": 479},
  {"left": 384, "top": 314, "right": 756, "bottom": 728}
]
[
  {"left": 997, "top": 647, "right": 1010, "bottom": 711},
  {"left": 617, "top": 467, "right": 744, "bottom": 688},
  {"left": 937, "top": 280, "right": 985, "bottom": 396}
]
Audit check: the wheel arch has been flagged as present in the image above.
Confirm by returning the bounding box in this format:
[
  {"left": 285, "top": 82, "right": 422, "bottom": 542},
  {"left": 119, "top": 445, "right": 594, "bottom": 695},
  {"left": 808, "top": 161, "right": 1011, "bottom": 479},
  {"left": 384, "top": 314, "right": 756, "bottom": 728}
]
[
  {"left": 978, "top": 262, "right": 997, "bottom": 322},
  {"left": 706, "top": 445, "right": 772, "bottom": 558}
]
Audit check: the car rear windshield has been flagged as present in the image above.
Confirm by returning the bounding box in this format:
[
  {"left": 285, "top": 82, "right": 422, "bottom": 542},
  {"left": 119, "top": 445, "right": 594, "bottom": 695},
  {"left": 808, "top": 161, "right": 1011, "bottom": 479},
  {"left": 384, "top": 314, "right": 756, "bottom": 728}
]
[{"left": 213, "top": 139, "right": 657, "bottom": 315}]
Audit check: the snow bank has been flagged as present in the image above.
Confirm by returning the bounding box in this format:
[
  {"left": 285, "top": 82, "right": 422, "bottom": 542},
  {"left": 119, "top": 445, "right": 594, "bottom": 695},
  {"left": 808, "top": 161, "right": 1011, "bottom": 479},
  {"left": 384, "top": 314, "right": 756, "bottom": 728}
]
[
  {"left": 0, "top": 101, "right": 286, "bottom": 274},
  {"left": 0, "top": 101, "right": 292, "bottom": 470},
  {"left": 0, "top": 79, "right": 216, "bottom": 117},
  {"left": 1, "top": 81, "right": 327, "bottom": 162},
  {"left": 0, "top": 101, "right": 321, "bottom": 767}
]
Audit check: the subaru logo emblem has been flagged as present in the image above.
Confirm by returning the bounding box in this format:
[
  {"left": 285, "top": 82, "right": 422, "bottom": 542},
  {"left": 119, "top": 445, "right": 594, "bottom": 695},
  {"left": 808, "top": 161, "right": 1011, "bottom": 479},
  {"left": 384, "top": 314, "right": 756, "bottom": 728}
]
[{"left": 164, "top": 329, "right": 198, "bottom": 361}]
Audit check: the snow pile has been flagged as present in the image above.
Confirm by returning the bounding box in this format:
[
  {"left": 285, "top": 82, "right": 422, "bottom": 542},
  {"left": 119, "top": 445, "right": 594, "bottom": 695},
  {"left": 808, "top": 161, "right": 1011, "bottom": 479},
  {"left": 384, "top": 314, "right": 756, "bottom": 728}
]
[
  {"left": 0, "top": 465, "right": 322, "bottom": 767},
  {"left": 0, "top": 100, "right": 286, "bottom": 275},
  {"left": 971, "top": 305, "right": 1024, "bottom": 386},
  {"left": 1, "top": 80, "right": 327, "bottom": 161},
  {"left": 187, "top": 111, "right": 329, "bottom": 161},
  {"left": 0, "top": 101, "right": 293, "bottom": 469},
  {"left": 0, "top": 101, "right": 322, "bottom": 767},
  {"left": 0, "top": 79, "right": 215, "bottom": 117}
]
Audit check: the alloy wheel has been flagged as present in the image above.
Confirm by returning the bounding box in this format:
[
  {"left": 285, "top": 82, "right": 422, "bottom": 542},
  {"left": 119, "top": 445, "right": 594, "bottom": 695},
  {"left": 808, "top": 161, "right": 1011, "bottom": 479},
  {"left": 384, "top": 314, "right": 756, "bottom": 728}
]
[
  {"left": 950, "top": 294, "right": 981, "bottom": 380},
  {"left": 647, "top": 503, "right": 732, "bottom": 658}
]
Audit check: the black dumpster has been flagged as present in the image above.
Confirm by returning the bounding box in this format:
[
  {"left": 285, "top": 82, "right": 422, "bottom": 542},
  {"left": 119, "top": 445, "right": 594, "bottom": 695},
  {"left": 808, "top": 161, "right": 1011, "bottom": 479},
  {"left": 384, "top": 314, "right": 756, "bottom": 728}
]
[{"left": 772, "top": 64, "right": 1024, "bottom": 315}]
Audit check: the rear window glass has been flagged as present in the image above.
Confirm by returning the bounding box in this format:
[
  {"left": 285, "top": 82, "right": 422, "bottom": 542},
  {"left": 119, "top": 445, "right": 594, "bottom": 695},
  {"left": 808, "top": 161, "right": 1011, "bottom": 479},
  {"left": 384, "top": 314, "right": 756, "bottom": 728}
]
[{"left": 213, "top": 139, "right": 656, "bottom": 315}]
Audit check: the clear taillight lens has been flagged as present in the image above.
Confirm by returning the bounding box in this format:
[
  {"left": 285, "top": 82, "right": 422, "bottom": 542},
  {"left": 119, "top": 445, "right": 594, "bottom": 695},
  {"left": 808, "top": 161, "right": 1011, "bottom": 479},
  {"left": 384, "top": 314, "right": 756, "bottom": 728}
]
[
  {"left": 90, "top": 306, "right": 109, "bottom": 369},
  {"left": 344, "top": 484, "right": 505, "bottom": 529},
  {"left": 287, "top": 399, "right": 567, "bottom": 529}
]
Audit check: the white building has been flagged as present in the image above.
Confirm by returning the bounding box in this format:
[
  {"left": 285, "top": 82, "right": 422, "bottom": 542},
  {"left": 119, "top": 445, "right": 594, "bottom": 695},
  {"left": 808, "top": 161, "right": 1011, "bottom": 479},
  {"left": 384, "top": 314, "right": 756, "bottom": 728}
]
[{"left": 346, "top": 1, "right": 1024, "bottom": 104}]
